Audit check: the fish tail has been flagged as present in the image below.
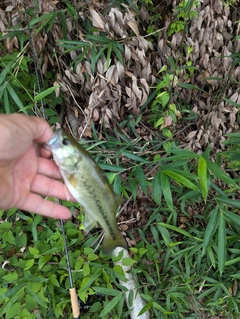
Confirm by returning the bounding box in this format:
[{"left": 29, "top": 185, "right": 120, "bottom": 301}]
[{"left": 102, "top": 233, "right": 128, "bottom": 255}]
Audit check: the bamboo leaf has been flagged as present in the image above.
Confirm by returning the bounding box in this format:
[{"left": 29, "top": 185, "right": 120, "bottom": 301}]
[
  {"left": 160, "top": 150, "right": 200, "bottom": 161},
  {"left": 160, "top": 172, "right": 173, "bottom": 210},
  {"left": 218, "top": 212, "right": 226, "bottom": 276},
  {"left": 113, "top": 173, "right": 121, "bottom": 195},
  {"left": 121, "top": 150, "right": 149, "bottom": 163},
  {"left": 79, "top": 269, "right": 102, "bottom": 293},
  {"left": 100, "top": 293, "right": 123, "bottom": 317},
  {"left": 34, "top": 86, "right": 60, "bottom": 101},
  {"left": 6, "top": 83, "right": 24, "bottom": 110},
  {"left": 0, "top": 61, "right": 14, "bottom": 85},
  {"left": 136, "top": 166, "right": 148, "bottom": 195},
  {"left": 216, "top": 196, "right": 240, "bottom": 209},
  {"left": 163, "top": 169, "right": 198, "bottom": 191},
  {"left": 152, "top": 171, "right": 162, "bottom": 205},
  {"left": 4, "top": 89, "right": 10, "bottom": 114},
  {"left": 207, "top": 160, "right": 238, "bottom": 187},
  {"left": 202, "top": 207, "right": 219, "bottom": 256},
  {"left": 93, "top": 287, "right": 120, "bottom": 296},
  {"left": 106, "top": 42, "right": 112, "bottom": 69},
  {"left": 138, "top": 302, "right": 153, "bottom": 316},
  {"left": 158, "top": 222, "right": 195, "bottom": 239},
  {"left": 223, "top": 209, "right": 240, "bottom": 225},
  {"left": 198, "top": 156, "right": 208, "bottom": 202},
  {"left": 113, "top": 43, "right": 124, "bottom": 65}
]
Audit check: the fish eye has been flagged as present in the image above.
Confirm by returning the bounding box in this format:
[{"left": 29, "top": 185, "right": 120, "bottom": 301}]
[{"left": 62, "top": 138, "right": 70, "bottom": 146}]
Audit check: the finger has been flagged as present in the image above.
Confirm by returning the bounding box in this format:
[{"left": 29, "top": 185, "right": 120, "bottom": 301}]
[
  {"left": 37, "top": 157, "right": 63, "bottom": 179},
  {"left": 31, "top": 174, "right": 76, "bottom": 202},
  {"left": 39, "top": 145, "right": 52, "bottom": 159},
  {"left": 19, "top": 193, "right": 71, "bottom": 219},
  {"left": 26, "top": 116, "right": 54, "bottom": 143}
]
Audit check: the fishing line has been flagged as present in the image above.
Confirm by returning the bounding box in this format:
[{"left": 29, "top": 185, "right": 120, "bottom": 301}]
[
  {"left": 23, "top": 2, "right": 80, "bottom": 318},
  {"left": 23, "top": 1, "right": 45, "bottom": 119}
]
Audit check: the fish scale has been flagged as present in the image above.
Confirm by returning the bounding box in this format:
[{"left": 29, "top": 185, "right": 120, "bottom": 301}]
[{"left": 45, "top": 129, "right": 127, "bottom": 255}]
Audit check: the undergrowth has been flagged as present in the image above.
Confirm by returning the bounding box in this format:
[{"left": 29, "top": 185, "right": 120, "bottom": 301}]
[{"left": 1, "top": 0, "right": 240, "bottom": 318}]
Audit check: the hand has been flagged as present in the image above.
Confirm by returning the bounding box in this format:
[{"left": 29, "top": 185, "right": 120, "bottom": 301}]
[{"left": 0, "top": 113, "right": 73, "bottom": 219}]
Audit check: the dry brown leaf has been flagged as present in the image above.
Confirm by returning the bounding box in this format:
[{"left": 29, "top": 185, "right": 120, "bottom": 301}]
[
  {"left": 127, "top": 20, "right": 140, "bottom": 38},
  {"left": 0, "top": 21, "right": 5, "bottom": 31},
  {"left": 214, "top": 0, "right": 223, "bottom": 14},
  {"left": 161, "top": 116, "right": 172, "bottom": 129},
  {"left": 89, "top": 8, "right": 105, "bottom": 30}
]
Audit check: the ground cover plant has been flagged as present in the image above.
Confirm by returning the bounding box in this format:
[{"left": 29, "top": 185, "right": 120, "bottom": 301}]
[{"left": 1, "top": 0, "right": 240, "bottom": 318}]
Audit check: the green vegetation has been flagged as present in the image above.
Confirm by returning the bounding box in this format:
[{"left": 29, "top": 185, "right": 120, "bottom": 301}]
[{"left": 1, "top": 0, "right": 240, "bottom": 318}]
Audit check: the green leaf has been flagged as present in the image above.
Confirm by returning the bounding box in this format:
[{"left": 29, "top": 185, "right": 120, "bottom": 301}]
[
  {"left": 122, "top": 258, "right": 137, "bottom": 266},
  {"left": 157, "top": 224, "right": 171, "bottom": 246},
  {"left": 223, "top": 98, "right": 240, "bottom": 107},
  {"left": 0, "top": 60, "right": 14, "bottom": 85},
  {"left": 0, "top": 289, "right": 24, "bottom": 317},
  {"left": 113, "top": 173, "right": 121, "bottom": 195},
  {"left": 0, "top": 221, "right": 12, "bottom": 229},
  {"left": 6, "top": 302, "right": 22, "bottom": 318},
  {"left": 25, "top": 287, "right": 48, "bottom": 308},
  {"left": 29, "top": 12, "right": 55, "bottom": 27},
  {"left": 106, "top": 42, "right": 112, "bottom": 68},
  {"left": 158, "top": 222, "right": 195, "bottom": 239},
  {"left": 218, "top": 212, "right": 226, "bottom": 276},
  {"left": 153, "top": 301, "right": 168, "bottom": 313},
  {"left": 79, "top": 269, "right": 102, "bottom": 293},
  {"left": 207, "top": 246, "right": 216, "bottom": 268},
  {"left": 152, "top": 171, "right": 162, "bottom": 205},
  {"left": 121, "top": 150, "right": 149, "bottom": 163},
  {"left": 93, "top": 287, "right": 120, "bottom": 296},
  {"left": 44, "top": 108, "right": 57, "bottom": 116},
  {"left": 156, "top": 91, "right": 170, "bottom": 107},
  {"left": 198, "top": 156, "right": 208, "bottom": 202},
  {"left": 225, "top": 257, "right": 240, "bottom": 266},
  {"left": 163, "top": 169, "right": 199, "bottom": 191},
  {"left": 161, "top": 150, "right": 200, "bottom": 161},
  {"left": 4, "top": 89, "right": 10, "bottom": 114},
  {"left": 160, "top": 172, "right": 173, "bottom": 210},
  {"left": 136, "top": 166, "right": 148, "bottom": 195},
  {"left": 207, "top": 160, "right": 238, "bottom": 187},
  {"left": 179, "top": 82, "right": 199, "bottom": 90},
  {"left": 24, "top": 259, "right": 35, "bottom": 270},
  {"left": 223, "top": 209, "right": 240, "bottom": 225},
  {"left": 202, "top": 207, "right": 219, "bottom": 256},
  {"left": 49, "top": 274, "right": 60, "bottom": 287},
  {"left": 100, "top": 293, "right": 123, "bottom": 317},
  {"left": 3, "top": 272, "right": 18, "bottom": 282},
  {"left": 113, "top": 43, "right": 124, "bottom": 65},
  {"left": 34, "top": 86, "right": 59, "bottom": 101},
  {"left": 216, "top": 196, "right": 240, "bottom": 209},
  {"left": 138, "top": 302, "right": 153, "bottom": 316},
  {"left": 99, "top": 163, "right": 124, "bottom": 172},
  {"left": 83, "top": 263, "right": 90, "bottom": 276},
  {"left": 29, "top": 247, "right": 40, "bottom": 256},
  {"left": 6, "top": 83, "right": 24, "bottom": 110}
]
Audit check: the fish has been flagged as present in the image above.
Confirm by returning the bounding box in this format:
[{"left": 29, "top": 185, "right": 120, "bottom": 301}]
[{"left": 45, "top": 129, "right": 128, "bottom": 255}]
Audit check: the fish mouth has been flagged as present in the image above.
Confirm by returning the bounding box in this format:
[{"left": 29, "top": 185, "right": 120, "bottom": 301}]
[{"left": 44, "top": 129, "right": 62, "bottom": 150}]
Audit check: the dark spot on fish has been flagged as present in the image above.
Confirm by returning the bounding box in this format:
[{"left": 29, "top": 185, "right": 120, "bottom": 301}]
[{"left": 82, "top": 179, "right": 116, "bottom": 240}]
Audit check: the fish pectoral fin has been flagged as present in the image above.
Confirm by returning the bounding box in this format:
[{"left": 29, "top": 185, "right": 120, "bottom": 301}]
[{"left": 84, "top": 213, "right": 98, "bottom": 231}]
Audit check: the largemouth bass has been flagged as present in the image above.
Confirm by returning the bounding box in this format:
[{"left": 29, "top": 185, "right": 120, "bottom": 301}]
[{"left": 45, "top": 130, "right": 127, "bottom": 255}]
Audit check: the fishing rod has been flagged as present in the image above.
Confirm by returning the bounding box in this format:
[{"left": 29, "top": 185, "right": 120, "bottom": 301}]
[{"left": 23, "top": 2, "right": 80, "bottom": 318}]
